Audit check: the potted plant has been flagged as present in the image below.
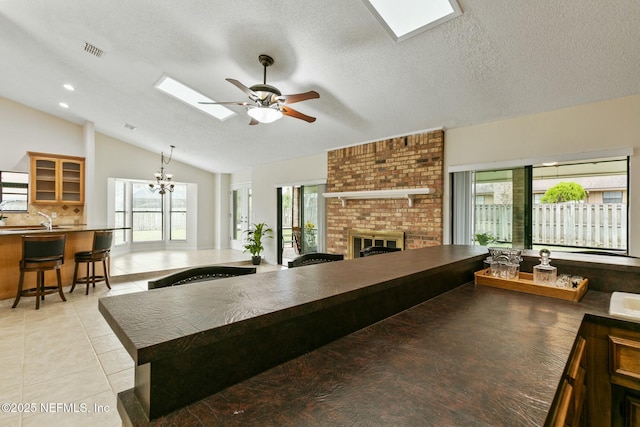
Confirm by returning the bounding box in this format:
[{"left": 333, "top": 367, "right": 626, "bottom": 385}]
[
  {"left": 475, "top": 232, "right": 494, "bottom": 246},
  {"left": 243, "top": 222, "right": 273, "bottom": 265}
]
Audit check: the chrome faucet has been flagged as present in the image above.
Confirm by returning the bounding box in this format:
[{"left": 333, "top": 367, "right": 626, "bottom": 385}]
[{"left": 38, "top": 211, "right": 52, "bottom": 230}]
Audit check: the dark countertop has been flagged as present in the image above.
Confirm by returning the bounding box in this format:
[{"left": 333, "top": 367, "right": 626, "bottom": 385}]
[
  {"left": 99, "top": 245, "right": 489, "bottom": 366},
  {"left": 0, "top": 224, "right": 126, "bottom": 236},
  {"left": 119, "top": 282, "right": 612, "bottom": 426},
  {"left": 97, "top": 244, "right": 630, "bottom": 426}
]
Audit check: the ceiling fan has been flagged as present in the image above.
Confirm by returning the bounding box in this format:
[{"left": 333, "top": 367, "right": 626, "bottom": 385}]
[{"left": 200, "top": 54, "right": 319, "bottom": 125}]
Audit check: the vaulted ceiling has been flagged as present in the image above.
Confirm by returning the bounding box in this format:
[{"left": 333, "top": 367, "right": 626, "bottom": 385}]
[{"left": 1, "top": 1, "right": 639, "bottom": 173}]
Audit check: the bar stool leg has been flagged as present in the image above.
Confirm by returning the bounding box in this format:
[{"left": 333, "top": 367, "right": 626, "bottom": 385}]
[
  {"left": 70, "top": 260, "right": 79, "bottom": 293},
  {"left": 91, "top": 261, "right": 97, "bottom": 289},
  {"left": 103, "top": 258, "right": 111, "bottom": 290},
  {"left": 86, "top": 261, "right": 91, "bottom": 295},
  {"left": 36, "top": 271, "right": 42, "bottom": 310},
  {"left": 12, "top": 270, "right": 25, "bottom": 309},
  {"left": 56, "top": 268, "right": 66, "bottom": 302}
]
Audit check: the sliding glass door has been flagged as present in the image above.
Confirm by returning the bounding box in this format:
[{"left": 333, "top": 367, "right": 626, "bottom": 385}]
[{"left": 277, "top": 183, "right": 326, "bottom": 265}]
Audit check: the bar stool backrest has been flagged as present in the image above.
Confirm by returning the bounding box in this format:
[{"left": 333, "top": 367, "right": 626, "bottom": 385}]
[
  {"left": 93, "top": 230, "right": 114, "bottom": 254},
  {"left": 22, "top": 234, "right": 66, "bottom": 265},
  {"left": 287, "top": 253, "right": 344, "bottom": 268},
  {"left": 359, "top": 246, "right": 401, "bottom": 257},
  {"left": 148, "top": 266, "right": 257, "bottom": 289}
]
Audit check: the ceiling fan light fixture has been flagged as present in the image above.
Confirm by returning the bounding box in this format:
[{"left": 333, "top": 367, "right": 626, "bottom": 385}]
[{"left": 247, "top": 106, "right": 283, "bottom": 124}]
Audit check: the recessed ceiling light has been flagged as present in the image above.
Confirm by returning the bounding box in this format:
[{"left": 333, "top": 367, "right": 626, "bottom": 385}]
[
  {"left": 362, "top": 0, "right": 462, "bottom": 42},
  {"left": 154, "top": 75, "right": 236, "bottom": 121},
  {"left": 542, "top": 162, "right": 558, "bottom": 167},
  {"left": 63, "top": 84, "right": 75, "bottom": 91},
  {"left": 59, "top": 102, "right": 69, "bottom": 109}
]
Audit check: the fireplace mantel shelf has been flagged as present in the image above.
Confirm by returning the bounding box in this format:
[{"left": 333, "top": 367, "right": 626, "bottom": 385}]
[{"left": 322, "top": 188, "right": 433, "bottom": 207}]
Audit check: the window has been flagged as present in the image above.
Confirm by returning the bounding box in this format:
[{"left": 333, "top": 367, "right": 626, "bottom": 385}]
[
  {"left": 132, "top": 182, "right": 163, "bottom": 242},
  {"left": 462, "top": 156, "right": 628, "bottom": 252},
  {"left": 114, "top": 179, "right": 190, "bottom": 245},
  {"left": 0, "top": 171, "right": 29, "bottom": 212},
  {"left": 533, "top": 193, "right": 543, "bottom": 204},
  {"left": 533, "top": 158, "right": 627, "bottom": 251},
  {"left": 170, "top": 184, "right": 187, "bottom": 240},
  {"left": 114, "top": 180, "right": 129, "bottom": 245},
  {"left": 603, "top": 191, "right": 623, "bottom": 204}
]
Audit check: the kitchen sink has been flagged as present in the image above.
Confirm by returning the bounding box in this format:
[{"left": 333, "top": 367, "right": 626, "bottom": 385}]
[{"left": 609, "top": 292, "right": 640, "bottom": 322}]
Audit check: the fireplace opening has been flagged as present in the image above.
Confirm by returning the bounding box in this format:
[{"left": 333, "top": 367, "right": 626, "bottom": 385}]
[{"left": 348, "top": 229, "right": 404, "bottom": 258}]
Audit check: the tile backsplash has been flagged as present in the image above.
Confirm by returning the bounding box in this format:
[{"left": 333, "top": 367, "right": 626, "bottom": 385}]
[{"left": 1, "top": 203, "right": 84, "bottom": 226}]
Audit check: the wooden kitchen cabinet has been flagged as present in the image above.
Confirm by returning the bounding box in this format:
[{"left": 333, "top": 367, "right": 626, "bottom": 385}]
[
  {"left": 28, "top": 152, "right": 85, "bottom": 204},
  {"left": 551, "top": 318, "right": 640, "bottom": 427},
  {"left": 610, "top": 329, "right": 640, "bottom": 427}
]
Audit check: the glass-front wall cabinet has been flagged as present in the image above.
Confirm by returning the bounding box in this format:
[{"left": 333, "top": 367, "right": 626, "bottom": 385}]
[{"left": 28, "top": 152, "right": 85, "bottom": 205}]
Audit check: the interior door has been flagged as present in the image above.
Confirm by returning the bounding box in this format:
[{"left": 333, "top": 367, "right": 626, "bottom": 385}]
[{"left": 230, "top": 183, "right": 251, "bottom": 250}]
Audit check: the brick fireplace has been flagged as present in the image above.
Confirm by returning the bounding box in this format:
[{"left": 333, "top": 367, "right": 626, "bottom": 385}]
[{"left": 326, "top": 130, "right": 444, "bottom": 257}]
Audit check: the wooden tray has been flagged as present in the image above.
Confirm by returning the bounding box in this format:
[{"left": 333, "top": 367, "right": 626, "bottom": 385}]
[{"left": 474, "top": 269, "right": 588, "bottom": 302}]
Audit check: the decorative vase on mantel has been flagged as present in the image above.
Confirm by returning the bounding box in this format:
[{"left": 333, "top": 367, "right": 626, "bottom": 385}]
[{"left": 0, "top": 219, "right": 5, "bottom": 227}]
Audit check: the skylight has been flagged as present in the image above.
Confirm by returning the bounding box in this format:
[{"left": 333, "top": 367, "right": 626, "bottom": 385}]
[
  {"left": 154, "top": 75, "right": 236, "bottom": 121},
  {"left": 362, "top": 0, "right": 462, "bottom": 42}
]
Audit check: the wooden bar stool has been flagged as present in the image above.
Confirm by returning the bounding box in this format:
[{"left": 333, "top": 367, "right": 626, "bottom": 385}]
[
  {"left": 12, "top": 234, "right": 67, "bottom": 310},
  {"left": 70, "top": 230, "right": 113, "bottom": 295}
]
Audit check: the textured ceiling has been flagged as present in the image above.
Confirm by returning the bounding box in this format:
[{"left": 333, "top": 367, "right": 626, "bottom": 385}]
[{"left": 1, "top": 0, "right": 639, "bottom": 173}]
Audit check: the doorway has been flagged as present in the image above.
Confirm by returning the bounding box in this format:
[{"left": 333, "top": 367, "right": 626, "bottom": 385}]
[
  {"left": 277, "top": 184, "right": 326, "bottom": 265},
  {"left": 230, "top": 183, "right": 251, "bottom": 251}
]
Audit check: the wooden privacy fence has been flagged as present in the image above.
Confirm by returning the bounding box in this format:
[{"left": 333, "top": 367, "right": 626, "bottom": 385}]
[{"left": 475, "top": 203, "right": 627, "bottom": 249}]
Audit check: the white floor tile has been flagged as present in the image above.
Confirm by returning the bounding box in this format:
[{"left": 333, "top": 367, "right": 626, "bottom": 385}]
[{"left": 0, "top": 248, "right": 281, "bottom": 426}]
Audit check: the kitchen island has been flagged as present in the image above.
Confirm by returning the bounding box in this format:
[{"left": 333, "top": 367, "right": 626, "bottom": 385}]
[
  {"left": 0, "top": 225, "right": 124, "bottom": 301},
  {"left": 98, "top": 245, "right": 632, "bottom": 425},
  {"left": 120, "top": 282, "right": 611, "bottom": 426}
]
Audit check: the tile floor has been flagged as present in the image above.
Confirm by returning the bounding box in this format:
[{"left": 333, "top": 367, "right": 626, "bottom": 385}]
[{"left": 0, "top": 249, "right": 282, "bottom": 427}]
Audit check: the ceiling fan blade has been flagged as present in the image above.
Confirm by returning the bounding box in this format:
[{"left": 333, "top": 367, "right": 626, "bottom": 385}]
[
  {"left": 249, "top": 117, "right": 259, "bottom": 126},
  {"left": 281, "top": 106, "right": 316, "bottom": 123},
  {"left": 198, "top": 101, "right": 249, "bottom": 106},
  {"left": 226, "top": 78, "right": 258, "bottom": 99},
  {"left": 277, "top": 90, "right": 320, "bottom": 104}
]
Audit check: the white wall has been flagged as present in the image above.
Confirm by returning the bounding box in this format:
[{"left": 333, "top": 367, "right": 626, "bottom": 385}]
[
  {"left": 247, "top": 151, "right": 328, "bottom": 264},
  {"left": 0, "top": 97, "right": 84, "bottom": 172},
  {"left": 94, "top": 133, "right": 218, "bottom": 249},
  {"left": 444, "top": 93, "right": 640, "bottom": 255},
  {"left": 0, "top": 96, "right": 219, "bottom": 250}
]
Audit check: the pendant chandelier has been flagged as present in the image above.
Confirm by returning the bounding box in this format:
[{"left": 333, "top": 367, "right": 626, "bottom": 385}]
[{"left": 149, "top": 145, "right": 175, "bottom": 195}]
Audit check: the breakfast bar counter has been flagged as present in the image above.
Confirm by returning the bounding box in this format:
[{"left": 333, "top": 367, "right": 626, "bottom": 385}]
[
  {"left": 97, "top": 245, "right": 628, "bottom": 425},
  {"left": 0, "top": 225, "right": 123, "bottom": 301},
  {"left": 113, "top": 268, "right": 612, "bottom": 426}
]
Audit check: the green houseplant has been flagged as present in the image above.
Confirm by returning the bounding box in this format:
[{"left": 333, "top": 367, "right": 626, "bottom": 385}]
[
  {"left": 243, "top": 222, "right": 273, "bottom": 265},
  {"left": 475, "top": 232, "right": 495, "bottom": 246}
]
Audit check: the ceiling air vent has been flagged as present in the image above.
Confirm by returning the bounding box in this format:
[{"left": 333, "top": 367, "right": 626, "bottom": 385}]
[
  {"left": 83, "top": 42, "right": 105, "bottom": 58},
  {"left": 123, "top": 123, "right": 137, "bottom": 131}
]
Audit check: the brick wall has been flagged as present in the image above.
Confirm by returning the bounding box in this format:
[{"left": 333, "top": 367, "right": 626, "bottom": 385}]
[{"left": 326, "top": 130, "right": 444, "bottom": 256}]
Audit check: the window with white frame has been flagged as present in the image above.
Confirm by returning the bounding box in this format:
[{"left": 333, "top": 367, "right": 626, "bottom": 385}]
[
  {"left": 116, "top": 180, "right": 188, "bottom": 244},
  {"left": 0, "top": 171, "right": 29, "bottom": 212}
]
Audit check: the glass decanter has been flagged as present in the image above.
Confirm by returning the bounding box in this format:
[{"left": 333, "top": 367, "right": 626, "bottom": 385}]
[{"left": 533, "top": 249, "right": 557, "bottom": 286}]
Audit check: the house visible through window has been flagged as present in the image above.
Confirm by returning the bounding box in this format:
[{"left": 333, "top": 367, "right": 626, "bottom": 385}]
[{"left": 465, "top": 156, "right": 628, "bottom": 252}]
